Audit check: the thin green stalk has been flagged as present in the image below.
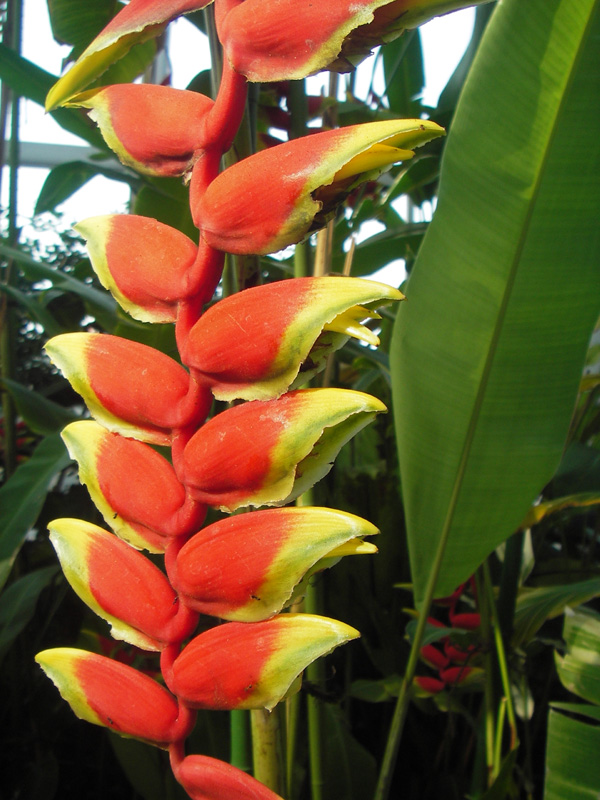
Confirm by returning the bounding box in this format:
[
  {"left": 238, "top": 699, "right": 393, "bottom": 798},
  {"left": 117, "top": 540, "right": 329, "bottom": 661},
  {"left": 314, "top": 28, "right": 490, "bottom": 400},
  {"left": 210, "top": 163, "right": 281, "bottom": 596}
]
[
  {"left": 482, "top": 561, "right": 517, "bottom": 749},
  {"left": 294, "top": 242, "right": 310, "bottom": 279},
  {"left": 288, "top": 79, "right": 308, "bottom": 141},
  {"left": 492, "top": 699, "right": 507, "bottom": 779},
  {"left": 497, "top": 531, "right": 524, "bottom": 642},
  {"left": 230, "top": 710, "right": 252, "bottom": 773},
  {"left": 305, "top": 577, "right": 324, "bottom": 800},
  {"left": 477, "top": 569, "right": 496, "bottom": 788},
  {"left": 1, "top": 0, "right": 22, "bottom": 481},
  {"left": 373, "top": 519, "right": 460, "bottom": 800},
  {"left": 251, "top": 708, "right": 285, "bottom": 796},
  {"left": 285, "top": 692, "right": 301, "bottom": 800}
]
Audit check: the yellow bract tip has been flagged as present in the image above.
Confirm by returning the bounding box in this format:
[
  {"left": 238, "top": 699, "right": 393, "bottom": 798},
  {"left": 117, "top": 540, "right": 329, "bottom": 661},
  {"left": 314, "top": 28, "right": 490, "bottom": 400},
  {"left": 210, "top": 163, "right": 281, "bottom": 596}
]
[{"left": 334, "top": 143, "right": 414, "bottom": 183}]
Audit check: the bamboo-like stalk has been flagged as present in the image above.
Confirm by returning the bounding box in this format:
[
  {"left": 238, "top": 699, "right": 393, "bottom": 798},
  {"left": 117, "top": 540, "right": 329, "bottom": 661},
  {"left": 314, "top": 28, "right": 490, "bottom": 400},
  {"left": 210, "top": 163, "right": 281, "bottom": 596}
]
[
  {"left": 230, "top": 710, "right": 252, "bottom": 773},
  {"left": 251, "top": 708, "right": 285, "bottom": 796}
]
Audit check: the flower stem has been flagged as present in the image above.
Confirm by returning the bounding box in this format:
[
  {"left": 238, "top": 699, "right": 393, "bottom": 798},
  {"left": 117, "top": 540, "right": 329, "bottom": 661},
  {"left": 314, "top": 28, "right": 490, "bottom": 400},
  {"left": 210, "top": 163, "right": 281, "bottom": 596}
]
[
  {"left": 305, "top": 578, "right": 324, "bottom": 800},
  {"left": 230, "top": 709, "right": 252, "bottom": 773},
  {"left": 251, "top": 708, "right": 285, "bottom": 796}
]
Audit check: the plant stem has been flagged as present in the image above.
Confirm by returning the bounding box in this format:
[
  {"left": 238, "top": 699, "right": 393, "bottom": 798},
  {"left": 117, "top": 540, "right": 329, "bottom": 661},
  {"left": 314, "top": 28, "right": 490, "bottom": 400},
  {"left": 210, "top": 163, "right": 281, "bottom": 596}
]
[
  {"left": 230, "top": 710, "right": 252, "bottom": 773},
  {"left": 482, "top": 561, "right": 517, "bottom": 749},
  {"left": 285, "top": 692, "right": 301, "bottom": 800},
  {"left": 477, "top": 568, "right": 496, "bottom": 787},
  {"left": 251, "top": 708, "right": 284, "bottom": 796},
  {"left": 1, "top": 0, "right": 22, "bottom": 481},
  {"left": 305, "top": 577, "right": 325, "bottom": 800},
  {"left": 373, "top": 522, "right": 456, "bottom": 800}
]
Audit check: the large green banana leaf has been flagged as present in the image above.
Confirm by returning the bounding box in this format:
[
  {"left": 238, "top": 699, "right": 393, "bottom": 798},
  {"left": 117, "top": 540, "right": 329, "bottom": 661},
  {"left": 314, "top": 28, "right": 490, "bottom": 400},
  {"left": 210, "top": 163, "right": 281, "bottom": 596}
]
[{"left": 391, "top": 0, "right": 600, "bottom": 605}]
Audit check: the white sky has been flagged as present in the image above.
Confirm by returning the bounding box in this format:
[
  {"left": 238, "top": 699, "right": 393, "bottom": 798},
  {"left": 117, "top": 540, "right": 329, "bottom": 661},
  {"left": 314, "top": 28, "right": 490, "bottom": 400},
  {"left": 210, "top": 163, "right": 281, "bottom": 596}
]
[{"left": 3, "top": 1, "right": 475, "bottom": 265}]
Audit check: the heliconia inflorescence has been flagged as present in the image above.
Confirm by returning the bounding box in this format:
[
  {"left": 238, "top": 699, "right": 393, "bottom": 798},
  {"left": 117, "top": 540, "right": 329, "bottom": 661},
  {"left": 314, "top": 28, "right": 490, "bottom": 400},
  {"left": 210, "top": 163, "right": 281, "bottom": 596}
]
[{"left": 37, "top": 0, "right": 448, "bottom": 797}]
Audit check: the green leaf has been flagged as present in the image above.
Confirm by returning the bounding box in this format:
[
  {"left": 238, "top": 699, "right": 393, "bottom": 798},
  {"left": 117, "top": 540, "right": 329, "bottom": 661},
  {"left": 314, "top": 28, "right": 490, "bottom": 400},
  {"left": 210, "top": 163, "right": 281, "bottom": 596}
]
[
  {"left": 555, "top": 608, "right": 600, "bottom": 706},
  {"left": 331, "top": 223, "right": 427, "bottom": 278},
  {"left": 320, "top": 705, "right": 378, "bottom": 800},
  {"left": 108, "top": 737, "right": 174, "bottom": 800},
  {"left": 521, "top": 492, "right": 600, "bottom": 527},
  {"left": 544, "top": 706, "right": 600, "bottom": 799},
  {"left": 0, "top": 566, "right": 59, "bottom": 664},
  {"left": 133, "top": 178, "right": 198, "bottom": 242},
  {"left": 480, "top": 746, "right": 519, "bottom": 800},
  {"left": 47, "top": 0, "right": 117, "bottom": 54},
  {"left": 35, "top": 160, "right": 138, "bottom": 214},
  {"left": 0, "top": 241, "right": 118, "bottom": 317},
  {"left": 0, "top": 44, "right": 106, "bottom": 149},
  {"left": 0, "top": 434, "right": 71, "bottom": 591},
  {"left": 391, "top": 0, "right": 600, "bottom": 604},
  {"left": 1, "top": 378, "right": 80, "bottom": 435},
  {"left": 0, "top": 283, "right": 65, "bottom": 337},
  {"left": 513, "top": 580, "right": 600, "bottom": 648},
  {"left": 382, "top": 30, "right": 424, "bottom": 117}
]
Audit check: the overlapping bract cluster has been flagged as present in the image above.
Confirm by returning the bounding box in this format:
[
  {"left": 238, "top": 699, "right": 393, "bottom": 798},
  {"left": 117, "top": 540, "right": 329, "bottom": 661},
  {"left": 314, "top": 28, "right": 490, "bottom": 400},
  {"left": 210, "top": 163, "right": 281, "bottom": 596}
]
[{"left": 36, "top": 1, "right": 448, "bottom": 797}]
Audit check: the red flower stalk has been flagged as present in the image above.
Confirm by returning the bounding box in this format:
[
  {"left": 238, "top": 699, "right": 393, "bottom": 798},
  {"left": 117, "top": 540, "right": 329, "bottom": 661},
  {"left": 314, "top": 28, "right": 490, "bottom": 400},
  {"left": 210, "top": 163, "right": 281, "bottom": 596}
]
[
  {"left": 61, "top": 420, "right": 206, "bottom": 551},
  {"left": 46, "top": 333, "right": 212, "bottom": 445},
  {"left": 38, "top": 1, "right": 448, "bottom": 795}
]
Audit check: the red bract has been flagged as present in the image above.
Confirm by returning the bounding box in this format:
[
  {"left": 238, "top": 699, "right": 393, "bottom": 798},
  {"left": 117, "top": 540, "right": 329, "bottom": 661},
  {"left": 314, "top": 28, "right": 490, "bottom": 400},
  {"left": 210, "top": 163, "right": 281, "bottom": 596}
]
[
  {"left": 35, "top": 649, "right": 190, "bottom": 746},
  {"left": 172, "top": 507, "right": 378, "bottom": 621},
  {"left": 77, "top": 215, "right": 200, "bottom": 323},
  {"left": 67, "top": 85, "right": 214, "bottom": 176},
  {"left": 171, "top": 614, "right": 358, "bottom": 710},
  {"left": 217, "top": 0, "right": 491, "bottom": 81},
  {"left": 49, "top": 518, "right": 198, "bottom": 650},
  {"left": 46, "top": 0, "right": 214, "bottom": 109},
  {"left": 193, "top": 119, "right": 444, "bottom": 254},
  {"left": 174, "top": 755, "right": 284, "bottom": 800},
  {"left": 46, "top": 334, "right": 212, "bottom": 445},
  {"left": 62, "top": 421, "right": 206, "bottom": 551},
  {"left": 181, "top": 388, "right": 386, "bottom": 511},
  {"left": 184, "top": 276, "right": 402, "bottom": 400}
]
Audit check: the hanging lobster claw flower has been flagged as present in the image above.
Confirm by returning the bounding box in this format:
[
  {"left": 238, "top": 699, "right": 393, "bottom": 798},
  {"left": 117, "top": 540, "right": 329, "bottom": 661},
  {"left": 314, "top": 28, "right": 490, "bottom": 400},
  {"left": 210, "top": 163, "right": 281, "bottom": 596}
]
[
  {"left": 46, "top": 0, "right": 213, "bottom": 110},
  {"left": 414, "top": 675, "right": 445, "bottom": 696},
  {"left": 173, "top": 507, "right": 378, "bottom": 621},
  {"left": 35, "top": 648, "right": 191, "bottom": 746},
  {"left": 48, "top": 518, "right": 198, "bottom": 650},
  {"left": 76, "top": 215, "right": 199, "bottom": 323},
  {"left": 62, "top": 420, "right": 206, "bottom": 552},
  {"left": 193, "top": 119, "right": 444, "bottom": 254},
  {"left": 182, "top": 388, "right": 386, "bottom": 512},
  {"left": 184, "top": 276, "right": 403, "bottom": 401},
  {"left": 46, "top": 333, "right": 212, "bottom": 445},
  {"left": 216, "top": 0, "right": 490, "bottom": 81},
  {"left": 171, "top": 614, "right": 358, "bottom": 710},
  {"left": 65, "top": 85, "right": 214, "bottom": 177},
  {"left": 173, "top": 755, "right": 284, "bottom": 800}
]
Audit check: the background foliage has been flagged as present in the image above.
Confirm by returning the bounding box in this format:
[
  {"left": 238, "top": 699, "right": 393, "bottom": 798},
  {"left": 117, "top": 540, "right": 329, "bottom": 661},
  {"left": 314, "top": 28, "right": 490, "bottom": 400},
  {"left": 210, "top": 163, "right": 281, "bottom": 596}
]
[{"left": 1, "top": 1, "right": 599, "bottom": 798}]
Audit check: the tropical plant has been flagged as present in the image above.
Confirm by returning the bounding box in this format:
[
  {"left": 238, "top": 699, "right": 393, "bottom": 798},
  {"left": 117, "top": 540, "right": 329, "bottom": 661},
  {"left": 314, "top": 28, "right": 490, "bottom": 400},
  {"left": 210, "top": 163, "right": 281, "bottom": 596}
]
[{"left": 1, "top": 0, "right": 599, "bottom": 799}]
